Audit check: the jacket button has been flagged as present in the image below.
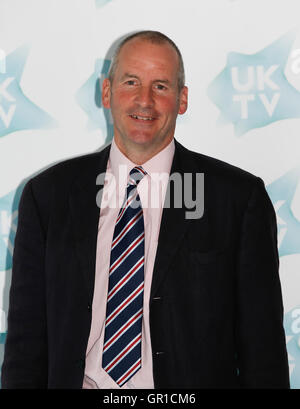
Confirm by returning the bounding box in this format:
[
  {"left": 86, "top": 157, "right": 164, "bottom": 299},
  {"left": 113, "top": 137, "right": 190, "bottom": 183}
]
[
  {"left": 155, "top": 351, "right": 164, "bottom": 356},
  {"left": 87, "top": 304, "right": 92, "bottom": 311},
  {"left": 153, "top": 296, "right": 162, "bottom": 300}
]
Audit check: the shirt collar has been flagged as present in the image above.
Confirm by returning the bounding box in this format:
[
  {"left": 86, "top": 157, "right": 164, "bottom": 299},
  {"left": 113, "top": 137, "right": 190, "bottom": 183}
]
[{"left": 109, "top": 137, "right": 175, "bottom": 182}]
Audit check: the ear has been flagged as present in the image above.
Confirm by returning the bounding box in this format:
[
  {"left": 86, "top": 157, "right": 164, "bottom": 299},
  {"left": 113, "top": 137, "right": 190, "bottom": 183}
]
[
  {"left": 102, "top": 78, "right": 111, "bottom": 109},
  {"left": 178, "top": 86, "right": 188, "bottom": 115}
]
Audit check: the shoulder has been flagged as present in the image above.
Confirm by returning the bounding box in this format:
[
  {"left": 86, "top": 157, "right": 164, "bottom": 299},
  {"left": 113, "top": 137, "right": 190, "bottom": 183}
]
[
  {"left": 176, "top": 142, "right": 257, "bottom": 180},
  {"left": 26, "top": 144, "right": 111, "bottom": 193},
  {"left": 34, "top": 147, "right": 108, "bottom": 184},
  {"left": 19, "top": 144, "right": 110, "bottom": 217},
  {"left": 174, "top": 140, "right": 265, "bottom": 206}
]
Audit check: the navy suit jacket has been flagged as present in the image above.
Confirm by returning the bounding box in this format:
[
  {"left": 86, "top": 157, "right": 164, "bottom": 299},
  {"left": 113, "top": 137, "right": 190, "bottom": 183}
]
[{"left": 1, "top": 139, "right": 290, "bottom": 388}]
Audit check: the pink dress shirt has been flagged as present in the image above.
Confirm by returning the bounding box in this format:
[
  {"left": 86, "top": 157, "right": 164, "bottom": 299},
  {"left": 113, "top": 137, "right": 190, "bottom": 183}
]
[{"left": 82, "top": 137, "right": 175, "bottom": 389}]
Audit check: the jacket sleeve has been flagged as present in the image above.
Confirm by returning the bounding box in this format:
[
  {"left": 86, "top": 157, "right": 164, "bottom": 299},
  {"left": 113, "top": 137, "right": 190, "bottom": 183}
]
[
  {"left": 1, "top": 179, "right": 48, "bottom": 388},
  {"left": 235, "top": 177, "right": 290, "bottom": 388}
]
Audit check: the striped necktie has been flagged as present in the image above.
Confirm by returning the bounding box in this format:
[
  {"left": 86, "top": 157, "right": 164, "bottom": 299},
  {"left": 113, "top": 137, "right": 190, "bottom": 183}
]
[{"left": 102, "top": 165, "right": 146, "bottom": 387}]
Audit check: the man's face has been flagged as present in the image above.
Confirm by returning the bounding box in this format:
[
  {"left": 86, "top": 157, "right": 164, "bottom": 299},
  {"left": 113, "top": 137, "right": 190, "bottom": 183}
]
[{"left": 102, "top": 38, "right": 188, "bottom": 155}]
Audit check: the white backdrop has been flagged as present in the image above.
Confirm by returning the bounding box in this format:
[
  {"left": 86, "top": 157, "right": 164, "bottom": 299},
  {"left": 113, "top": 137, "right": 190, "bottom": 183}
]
[{"left": 0, "top": 0, "right": 300, "bottom": 388}]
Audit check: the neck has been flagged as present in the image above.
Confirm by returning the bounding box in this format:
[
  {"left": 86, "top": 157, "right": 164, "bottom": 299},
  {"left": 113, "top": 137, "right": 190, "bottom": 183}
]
[{"left": 114, "top": 136, "right": 173, "bottom": 165}]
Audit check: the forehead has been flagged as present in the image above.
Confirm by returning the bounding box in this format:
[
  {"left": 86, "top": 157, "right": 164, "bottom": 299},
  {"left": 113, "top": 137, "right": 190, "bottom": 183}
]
[{"left": 115, "top": 38, "right": 179, "bottom": 81}]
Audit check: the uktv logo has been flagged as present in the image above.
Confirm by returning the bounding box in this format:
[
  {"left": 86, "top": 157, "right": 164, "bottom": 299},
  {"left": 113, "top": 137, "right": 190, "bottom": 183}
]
[
  {"left": 207, "top": 30, "right": 300, "bottom": 136},
  {"left": 0, "top": 45, "right": 56, "bottom": 138}
]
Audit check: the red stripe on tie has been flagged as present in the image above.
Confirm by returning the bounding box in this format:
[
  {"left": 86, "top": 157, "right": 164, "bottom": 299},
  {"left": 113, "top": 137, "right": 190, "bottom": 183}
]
[
  {"left": 109, "top": 233, "right": 144, "bottom": 274},
  {"left": 112, "top": 210, "right": 142, "bottom": 248},
  {"left": 116, "top": 193, "right": 135, "bottom": 223},
  {"left": 117, "top": 359, "right": 141, "bottom": 386},
  {"left": 135, "top": 166, "right": 147, "bottom": 176},
  {"left": 103, "top": 309, "right": 143, "bottom": 352},
  {"left": 108, "top": 258, "right": 144, "bottom": 302},
  {"left": 105, "top": 282, "right": 144, "bottom": 326},
  {"left": 105, "top": 334, "right": 142, "bottom": 373}
]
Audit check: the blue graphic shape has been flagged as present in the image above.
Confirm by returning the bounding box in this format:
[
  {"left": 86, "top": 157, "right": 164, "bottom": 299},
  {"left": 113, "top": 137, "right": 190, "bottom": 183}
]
[
  {"left": 76, "top": 58, "right": 113, "bottom": 140},
  {"left": 284, "top": 306, "right": 300, "bottom": 389},
  {"left": 0, "top": 45, "right": 56, "bottom": 138},
  {"left": 0, "top": 183, "right": 25, "bottom": 271},
  {"left": 95, "top": 0, "right": 113, "bottom": 7},
  {"left": 267, "top": 167, "right": 300, "bottom": 257},
  {"left": 207, "top": 30, "right": 300, "bottom": 136}
]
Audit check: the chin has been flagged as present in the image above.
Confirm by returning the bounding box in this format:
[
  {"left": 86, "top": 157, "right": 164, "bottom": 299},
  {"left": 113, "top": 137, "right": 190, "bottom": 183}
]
[{"left": 128, "top": 134, "right": 157, "bottom": 146}]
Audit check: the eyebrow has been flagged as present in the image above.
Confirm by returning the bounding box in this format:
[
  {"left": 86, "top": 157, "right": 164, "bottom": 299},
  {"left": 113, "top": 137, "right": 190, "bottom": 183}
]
[
  {"left": 120, "top": 73, "right": 172, "bottom": 85},
  {"left": 120, "top": 73, "right": 139, "bottom": 81}
]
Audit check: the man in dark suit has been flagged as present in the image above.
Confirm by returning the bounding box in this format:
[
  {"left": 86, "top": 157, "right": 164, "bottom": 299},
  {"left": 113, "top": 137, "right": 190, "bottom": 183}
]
[{"left": 1, "top": 31, "right": 290, "bottom": 388}]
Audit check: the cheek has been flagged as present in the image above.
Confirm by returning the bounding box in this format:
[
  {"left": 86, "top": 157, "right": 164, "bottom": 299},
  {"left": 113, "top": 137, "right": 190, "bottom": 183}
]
[
  {"left": 110, "top": 94, "right": 131, "bottom": 118},
  {"left": 157, "top": 94, "right": 180, "bottom": 113},
  {"left": 113, "top": 89, "right": 135, "bottom": 104}
]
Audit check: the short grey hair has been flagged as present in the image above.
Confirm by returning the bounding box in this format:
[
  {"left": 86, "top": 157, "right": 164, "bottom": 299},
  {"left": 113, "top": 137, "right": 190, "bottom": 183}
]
[{"left": 107, "top": 30, "right": 185, "bottom": 92}]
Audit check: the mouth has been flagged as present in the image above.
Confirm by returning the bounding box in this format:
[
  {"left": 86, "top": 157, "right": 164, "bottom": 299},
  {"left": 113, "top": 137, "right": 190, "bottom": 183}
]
[{"left": 129, "top": 114, "right": 156, "bottom": 122}]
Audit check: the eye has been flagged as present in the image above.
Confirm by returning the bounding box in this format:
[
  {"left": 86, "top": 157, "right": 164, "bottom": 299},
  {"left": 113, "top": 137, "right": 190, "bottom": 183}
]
[
  {"left": 155, "top": 84, "right": 167, "bottom": 91},
  {"left": 125, "top": 79, "right": 136, "bottom": 86}
]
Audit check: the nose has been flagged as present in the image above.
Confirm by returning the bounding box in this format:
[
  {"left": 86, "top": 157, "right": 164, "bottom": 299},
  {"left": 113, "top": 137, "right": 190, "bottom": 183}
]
[{"left": 135, "top": 85, "right": 154, "bottom": 108}]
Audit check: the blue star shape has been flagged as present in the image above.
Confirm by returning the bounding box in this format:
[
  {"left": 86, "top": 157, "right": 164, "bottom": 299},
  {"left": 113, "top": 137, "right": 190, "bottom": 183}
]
[
  {"left": 207, "top": 30, "right": 300, "bottom": 136},
  {"left": 284, "top": 305, "right": 300, "bottom": 389},
  {"left": 266, "top": 167, "right": 300, "bottom": 257},
  {"left": 0, "top": 183, "right": 25, "bottom": 272},
  {"left": 76, "top": 58, "right": 113, "bottom": 143},
  {"left": 0, "top": 45, "right": 56, "bottom": 138}
]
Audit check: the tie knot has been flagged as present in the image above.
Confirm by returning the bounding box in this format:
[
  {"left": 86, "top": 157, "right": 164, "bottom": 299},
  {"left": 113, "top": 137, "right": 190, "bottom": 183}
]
[{"left": 129, "top": 166, "right": 147, "bottom": 186}]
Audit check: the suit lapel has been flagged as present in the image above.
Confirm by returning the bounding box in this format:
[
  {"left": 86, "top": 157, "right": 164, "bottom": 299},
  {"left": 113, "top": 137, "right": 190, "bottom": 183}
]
[
  {"left": 69, "top": 139, "right": 198, "bottom": 304},
  {"left": 149, "top": 139, "right": 194, "bottom": 302},
  {"left": 69, "top": 145, "right": 111, "bottom": 303}
]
